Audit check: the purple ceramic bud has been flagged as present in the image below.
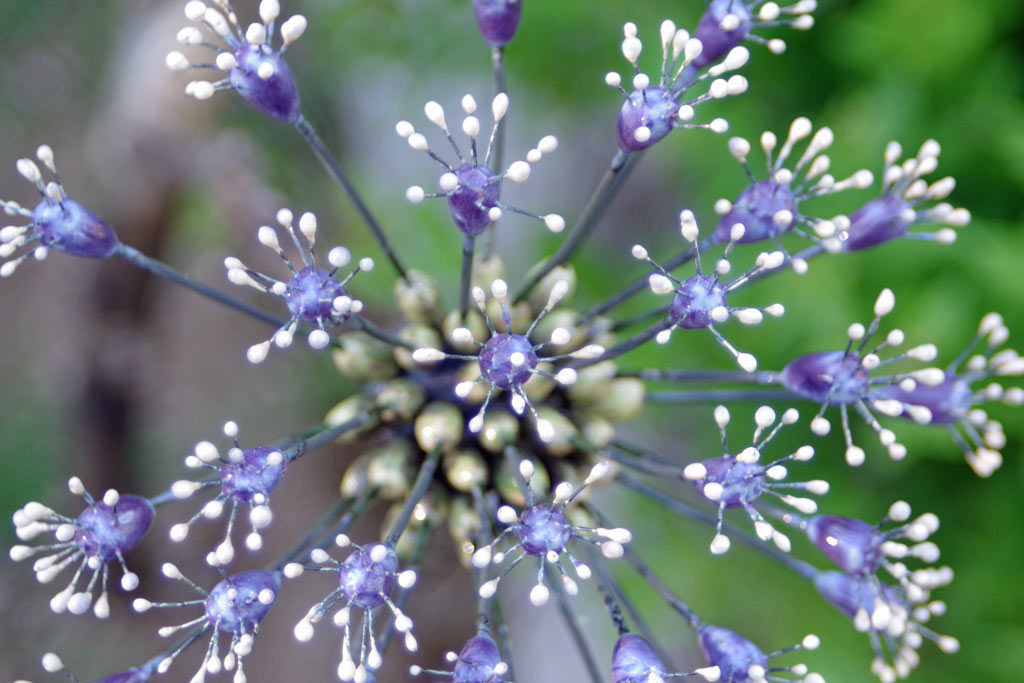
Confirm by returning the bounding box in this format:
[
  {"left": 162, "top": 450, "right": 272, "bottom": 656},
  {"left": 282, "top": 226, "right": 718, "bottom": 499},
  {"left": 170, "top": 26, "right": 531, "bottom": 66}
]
[
  {"left": 841, "top": 194, "right": 913, "bottom": 251},
  {"left": 669, "top": 274, "right": 727, "bottom": 330},
  {"left": 698, "top": 625, "right": 767, "bottom": 682},
  {"left": 691, "top": 457, "right": 765, "bottom": 506},
  {"left": 338, "top": 544, "right": 399, "bottom": 609},
  {"left": 518, "top": 504, "right": 572, "bottom": 556},
  {"left": 219, "top": 446, "right": 286, "bottom": 504},
  {"left": 204, "top": 570, "right": 280, "bottom": 631},
  {"left": 32, "top": 198, "right": 119, "bottom": 259},
  {"left": 805, "top": 516, "right": 884, "bottom": 574},
  {"left": 713, "top": 180, "right": 796, "bottom": 244},
  {"left": 616, "top": 87, "right": 680, "bottom": 152},
  {"left": 692, "top": 0, "right": 754, "bottom": 68},
  {"left": 611, "top": 633, "right": 667, "bottom": 683},
  {"left": 448, "top": 164, "right": 501, "bottom": 236},
  {"left": 479, "top": 333, "right": 539, "bottom": 389},
  {"left": 229, "top": 44, "right": 302, "bottom": 124},
  {"left": 814, "top": 570, "right": 901, "bottom": 619},
  {"left": 285, "top": 267, "right": 348, "bottom": 324},
  {"left": 875, "top": 375, "right": 970, "bottom": 424},
  {"left": 75, "top": 495, "right": 155, "bottom": 561},
  {"left": 781, "top": 351, "right": 869, "bottom": 404},
  {"left": 452, "top": 634, "right": 504, "bottom": 682},
  {"left": 473, "top": 0, "right": 524, "bottom": 47}
]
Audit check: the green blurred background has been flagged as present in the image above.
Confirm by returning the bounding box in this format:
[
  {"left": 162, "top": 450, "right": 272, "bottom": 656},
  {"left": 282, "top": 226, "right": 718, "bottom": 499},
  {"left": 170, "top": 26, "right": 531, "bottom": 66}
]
[{"left": 0, "top": 0, "right": 1021, "bottom": 681}]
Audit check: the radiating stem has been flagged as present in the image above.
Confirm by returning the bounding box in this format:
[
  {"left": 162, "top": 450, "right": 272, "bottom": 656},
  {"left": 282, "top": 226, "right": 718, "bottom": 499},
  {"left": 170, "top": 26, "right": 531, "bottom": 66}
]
[
  {"left": 514, "top": 149, "right": 641, "bottom": 302},
  {"left": 630, "top": 369, "right": 780, "bottom": 384},
  {"left": 352, "top": 314, "right": 413, "bottom": 348},
  {"left": 491, "top": 46, "right": 508, "bottom": 177},
  {"left": 575, "top": 318, "right": 669, "bottom": 368},
  {"left": 618, "top": 472, "right": 818, "bottom": 580},
  {"left": 547, "top": 563, "right": 604, "bottom": 683},
  {"left": 118, "top": 245, "right": 283, "bottom": 327},
  {"left": 610, "top": 305, "right": 670, "bottom": 332},
  {"left": 582, "top": 241, "right": 703, "bottom": 321},
  {"left": 294, "top": 117, "right": 409, "bottom": 280},
  {"left": 647, "top": 389, "right": 800, "bottom": 402},
  {"left": 624, "top": 543, "right": 704, "bottom": 631},
  {"left": 377, "top": 523, "right": 432, "bottom": 652},
  {"left": 283, "top": 410, "right": 378, "bottom": 463},
  {"left": 385, "top": 448, "right": 441, "bottom": 547},
  {"left": 273, "top": 497, "right": 353, "bottom": 570},
  {"left": 460, "top": 234, "right": 476, "bottom": 318},
  {"left": 583, "top": 541, "right": 678, "bottom": 670}
]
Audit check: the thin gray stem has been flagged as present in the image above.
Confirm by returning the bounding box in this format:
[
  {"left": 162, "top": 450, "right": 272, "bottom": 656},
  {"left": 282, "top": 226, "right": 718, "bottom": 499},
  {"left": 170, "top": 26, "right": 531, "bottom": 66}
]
[
  {"left": 118, "top": 244, "right": 283, "bottom": 327},
  {"left": 630, "top": 369, "right": 780, "bottom": 384},
  {"left": 648, "top": 389, "right": 801, "bottom": 402},
  {"left": 460, "top": 234, "right": 476, "bottom": 318},
  {"left": 575, "top": 318, "right": 669, "bottom": 368},
  {"left": 547, "top": 563, "right": 604, "bottom": 683},
  {"left": 513, "top": 149, "right": 640, "bottom": 302},
  {"left": 385, "top": 448, "right": 441, "bottom": 547},
  {"left": 282, "top": 410, "right": 377, "bottom": 463},
  {"left": 295, "top": 117, "right": 409, "bottom": 280}
]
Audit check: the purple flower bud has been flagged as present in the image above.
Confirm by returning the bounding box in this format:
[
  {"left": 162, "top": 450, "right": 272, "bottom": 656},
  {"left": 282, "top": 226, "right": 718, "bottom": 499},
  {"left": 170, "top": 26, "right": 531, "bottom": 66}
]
[
  {"left": 32, "top": 198, "right": 120, "bottom": 259},
  {"left": 669, "top": 274, "right": 728, "bottom": 330},
  {"left": 616, "top": 87, "right": 679, "bottom": 152},
  {"left": 813, "top": 570, "right": 898, "bottom": 619},
  {"left": 219, "top": 446, "right": 287, "bottom": 503},
  {"left": 75, "top": 495, "right": 155, "bottom": 561},
  {"left": 698, "top": 625, "right": 767, "bottom": 682},
  {"left": 518, "top": 504, "right": 572, "bottom": 556},
  {"left": 611, "top": 633, "right": 667, "bottom": 683},
  {"left": 229, "top": 43, "right": 302, "bottom": 124},
  {"left": 712, "top": 180, "right": 795, "bottom": 244},
  {"left": 285, "top": 266, "right": 348, "bottom": 325},
  {"left": 452, "top": 634, "right": 505, "bottom": 682},
  {"left": 874, "top": 373, "right": 969, "bottom": 424},
  {"left": 479, "top": 333, "right": 539, "bottom": 389},
  {"left": 781, "top": 351, "right": 869, "bottom": 404},
  {"left": 473, "top": 0, "right": 524, "bottom": 47},
  {"left": 692, "top": 0, "right": 754, "bottom": 68},
  {"left": 805, "top": 515, "right": 884, "bottom": 574},
  {"left": 841, "top": 194, "right": 912, "bottom": 251},
  {"left": 448, "top": 164, "right": 501, "bottom": 236},
  {"left": 338, "top": 544, "right": 399, "bottom": 609},
  {"left": 204, "top": 570, "right": 280, "bottom": 631},
  {"left": 691, "top": 456, "right": 765, "bottom": 507}
]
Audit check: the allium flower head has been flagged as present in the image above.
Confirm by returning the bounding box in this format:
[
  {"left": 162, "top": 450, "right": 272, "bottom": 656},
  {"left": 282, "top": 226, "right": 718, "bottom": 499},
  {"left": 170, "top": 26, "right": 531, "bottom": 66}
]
[
  {"left": 804, "top": 500, "right": 946, "bottom": 604},
  {"left": 10, "top": 478, "right": 154, "bottom": 619},
  {"left": 611, "top": 632, "right": 721, "bottom": 682},
  {"left": 840, "top": 139, "right": 970, "bottom": 251},
  {"left": 411, "top": 277, "right": 601, "bottom": 442},
  {"left": 690, "top": 0, "right": 817, "bottom": 69},
  {"left": 813, "top": 570, "right": 957, "bottom": 683},
  {"left": 473, "top": 460, "right": 631, "bottom": 607},
  {"left": 399, "top": 94, "right": 565, "bottom": 236},
  {"left": 168, "top": 421, "right": 286, "bottom": 565},
  {"left": 871, "top": 312, "right": 1022, "bottom": 477},
  {"left": 696, "top": 626, "right": 822, "bottom": 683},
  {"left": 36, "top": 651, "right": 158, "bottom": 683},
  {"left": 166, "top": 0, "right": 307, "bottom": 124},
  {"left": 224, "top": 208, "right": 373, "bottom": 363},
  {"left": 409, "top": 632, "right": 509, "bottom": 682},
  {"left": 287, "top": 539, "right": 418, "bottom": 681},
  {"left": 683, "top": 405, "right": 827, "bottom": 554},
  {"left": 780, "top": 289, "right": 1021, "bottom": 471},
  {"left": 472, "top": 0, "right": 523, "bottom": 47},
  {"left": 1, "top": 145, "right": 120, "bottom": 278},
  {"left": 634, "top": 209, "right": 786, "bottom": 371},
  {"left": 132, "top": 565, "right": 280, "bottom": 682},
  {"left": 714, "top": 117, "right": 874, "bottom": 266},
  {"left": 606, "top": 20, "right": 747, "bottom": 152}
]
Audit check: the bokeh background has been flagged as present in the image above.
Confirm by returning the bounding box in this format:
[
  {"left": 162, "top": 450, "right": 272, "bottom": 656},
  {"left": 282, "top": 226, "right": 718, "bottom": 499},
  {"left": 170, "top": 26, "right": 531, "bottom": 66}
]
[{"left": 0, "top": 0, "right": 1021, "bottom": 681}]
